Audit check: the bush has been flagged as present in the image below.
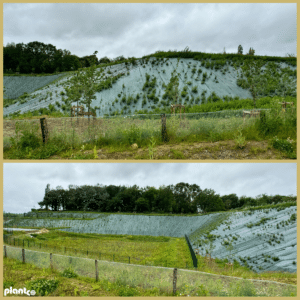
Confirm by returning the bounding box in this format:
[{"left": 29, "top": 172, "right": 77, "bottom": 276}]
[
  {"left": 3, "top": 280, "right": 15, "bottom": 289},
  {"left": 271, "top": 137, "right": 296, "bottom": 154},
  {"left": 26, "top": 278, "right": 59, "bottom": 296},
  {"left": 61, "top": 268, "right": 78, "bottom": 278}
]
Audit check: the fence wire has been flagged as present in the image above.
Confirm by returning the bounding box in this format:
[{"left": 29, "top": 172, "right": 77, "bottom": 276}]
[
  {"left": 3, "top": 245, "right": 296, "bottom": 297},
  {"left": 3, "top": 109, "right": 269, "bottom": 144}
]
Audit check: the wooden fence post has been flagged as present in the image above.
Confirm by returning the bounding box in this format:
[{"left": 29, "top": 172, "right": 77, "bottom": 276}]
[
  {"left": 161, "top": 113, "right": 168, "bottom": 142},
  {"left": 95, "top": 260, "right": 99, "bottom": 282},
  {"left": 22, "top": 249, "right": 25, "bottom": 263},
  {"left": 50, "top": 253, "right": 53, "bottom": 269},
  {"left": 40, "top": 117, "right": 49, "bottom": 144},
  {"left": 128, "top": 256, "right": 130, "bottom": 264},
  {"left": 173, "top": 268, "right": 177, "bottom": 295},
  {"left": 4, "top": 246, "right": 7, "bottom": 258}
]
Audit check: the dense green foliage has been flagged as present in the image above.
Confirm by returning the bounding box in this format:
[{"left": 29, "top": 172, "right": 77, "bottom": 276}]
[
  {"left": 36, "top": 183, "right": 296, "bottom": 214},
  {"left": 144, "top": 49, "right": 296, "bottom": 67},
  {"left": 3, "top": 41, "right": 129, "bottom": 75},
  {"left": 3, "top": 41, "right": 82, "bottom": 74}
]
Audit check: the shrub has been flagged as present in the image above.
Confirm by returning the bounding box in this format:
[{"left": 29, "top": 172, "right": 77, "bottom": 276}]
[
  {"left": 192, "top": 86, "right": 198, "bottom": 93},
  {"left": 26, "top": 278, "right": 59, "bottom": 296},
  {"left": 271, "top": 137, "right": 296, "bottom": 154},
  {"left": 181, "top": 90, "right": 187, "bottom": 98},
  {"left": 61, "top": 268, "right": 78, "bottom": 278}
]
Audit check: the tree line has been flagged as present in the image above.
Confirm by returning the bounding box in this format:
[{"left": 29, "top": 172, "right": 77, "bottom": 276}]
[
  {"left": 3, "top": 41, "right": 100, "bottom": 74},
  {"left": 37, "top": 183, "right": 296, "bottom": 214}
]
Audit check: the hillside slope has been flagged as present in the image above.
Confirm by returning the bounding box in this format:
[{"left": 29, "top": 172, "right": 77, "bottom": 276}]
[
  {"left": 11, "top": 213, "right": 223, "bottom": 237},
  {"left": 3, "top": 57, "right": 296, "bottom": 117},
  {"left": 7, "top": 206, "right": 297, "bottom": 273},
  {"left": 189, "top": 206, "right": 297, "bottom": 273}
]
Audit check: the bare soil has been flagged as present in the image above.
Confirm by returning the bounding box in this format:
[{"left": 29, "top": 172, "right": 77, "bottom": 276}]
[{"left": 50, "top": 140, "right": 287, "bottom": 160}]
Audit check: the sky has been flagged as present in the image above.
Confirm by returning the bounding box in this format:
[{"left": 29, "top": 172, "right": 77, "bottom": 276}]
[
  {"left": 3, "top": 163, "right": 297, "bottom": 213},
  {"left": 3, "top": 3, "right": 297, "bottom": 59}
]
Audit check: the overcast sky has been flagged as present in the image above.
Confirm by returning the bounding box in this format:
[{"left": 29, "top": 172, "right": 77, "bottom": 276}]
[
  {"left": 3, "top": 163, "right": 297, "bottom": 213},
  {"left": 3, "top": 3, "right": 297, "bottom": 59}
]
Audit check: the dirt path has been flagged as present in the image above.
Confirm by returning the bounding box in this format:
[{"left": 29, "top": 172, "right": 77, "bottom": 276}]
[{"left": 50, "top": 140, "right": 287, "bottom": 160}]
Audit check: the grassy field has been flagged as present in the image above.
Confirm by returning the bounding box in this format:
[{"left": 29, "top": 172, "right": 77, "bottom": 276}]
[
  {"left": 3, "top": 102, "right": 297, "bottom": 159},
  {"left": 4, "top": 231, "right": 192, "bottom": 268},
  {"left": 3, "top": 229, "right": 297, "bottom": 296}
]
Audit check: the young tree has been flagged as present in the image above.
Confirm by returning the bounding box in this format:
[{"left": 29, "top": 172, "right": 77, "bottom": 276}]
[
  {"left": 247, "top": 47, "right": 255, "bottom": 56},
  {"left": 66, "top": 63, "right": 98, "bottom": 119},
  {"left": 237, "top": 45, "right": 243, "bottom": 55},
  {"left": 65, "top": 71, "right": 84, "bottom": 119},
  {"left": 239, "top": 59, "right": 268, "bottom": 107},
  {"left": 168, "top": 70, "right": 180, "bottom": 104},
  {"left": 79, "top": 64, "right": 98, "bottom": 120}
]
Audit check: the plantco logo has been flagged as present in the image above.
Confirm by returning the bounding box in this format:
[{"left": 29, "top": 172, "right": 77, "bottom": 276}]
[{"left": 4, "top": 287, "right": 36, "bottom": 296}]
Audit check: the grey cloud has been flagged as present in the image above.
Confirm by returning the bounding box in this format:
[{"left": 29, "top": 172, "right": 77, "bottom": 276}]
[
  {"left": 4, "top": 3, "right": 296, "bottom": 59},
  {"left": 4, "top": 163, "right": 296, "bottom": 213}
]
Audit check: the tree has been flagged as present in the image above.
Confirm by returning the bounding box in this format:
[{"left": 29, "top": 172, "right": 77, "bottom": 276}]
[
  {"left": 172, "top": 76, "right": 180, "bottom": 104},
  {"left": 238, "top": 59, "right": 267, "bottom": 107},
  {"left": 115, "top": 185, "right": 141, "bottom": 212},
  {"left": 142, "top": 186, "right": 159, "bottom": 212},
  {"left": 238, "top": 45, "right": 243, "bottom": 55},
  {"left": 79, "top": 64, "right": 98, "bottom": 120},
  {"left": 286, "top": 53, "right": 296, "bottom": 57},
  {"left": 194, "top": 189, "right": 225, "bottom": 212},
  {"left": 65, "top": 70, "right": 85, "bottom": 118},
  {"left": 38, "top": 184, "right": 51, "bottom": 210},
  {"left": 247, "top": 47, "right": 255, "bottom": 56},
  {"left": 62, "top": 54, "right": 80, "bottom": 71},
  {"left": 135, "top": 197, "right": 150, "bottom": 212},
  {"left": 99, "top": 56, "right": 111, "bottom": 64},
  {"left": 107, "top": 195, "right": 124, "bottom": 212},
  {"left": 170, "top": 183, "right": 200, "bottom": 213},
  {"left": 55, "top": 186, "right": 67, "bottom": 210},
  {"left": 155, "top": 186, "right": 174, "bottom": 213},
  {"left": 221, "top": 194, "right": 239, "bottom": 210}
]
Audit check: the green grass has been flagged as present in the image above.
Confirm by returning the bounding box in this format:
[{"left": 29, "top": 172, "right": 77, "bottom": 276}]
[
  {"left": 3, "top": 250, "right": 296, "bottom": 296},
  {"left": 3, "top": 257, "right": 168, "bottom": 296},
  {"left": 4, "top": 108, "right": 296, "bottom": 159},
  {"left": 4, "top": 229, "right": 297, "bottom": 286},
  {"left": 4, "top": 230, "right": 193, "bottom": 268}
]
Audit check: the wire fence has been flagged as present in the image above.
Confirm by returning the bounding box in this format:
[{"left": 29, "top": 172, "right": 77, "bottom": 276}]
[
  {"left": 3, "top": 245, "right": 296, "bottom": 297},
  {"left": 3, "top": 234, "right": 193, "bottom": 269},
  {"left": 3, "top": 109, "right": 268, "bottom": 144}
]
